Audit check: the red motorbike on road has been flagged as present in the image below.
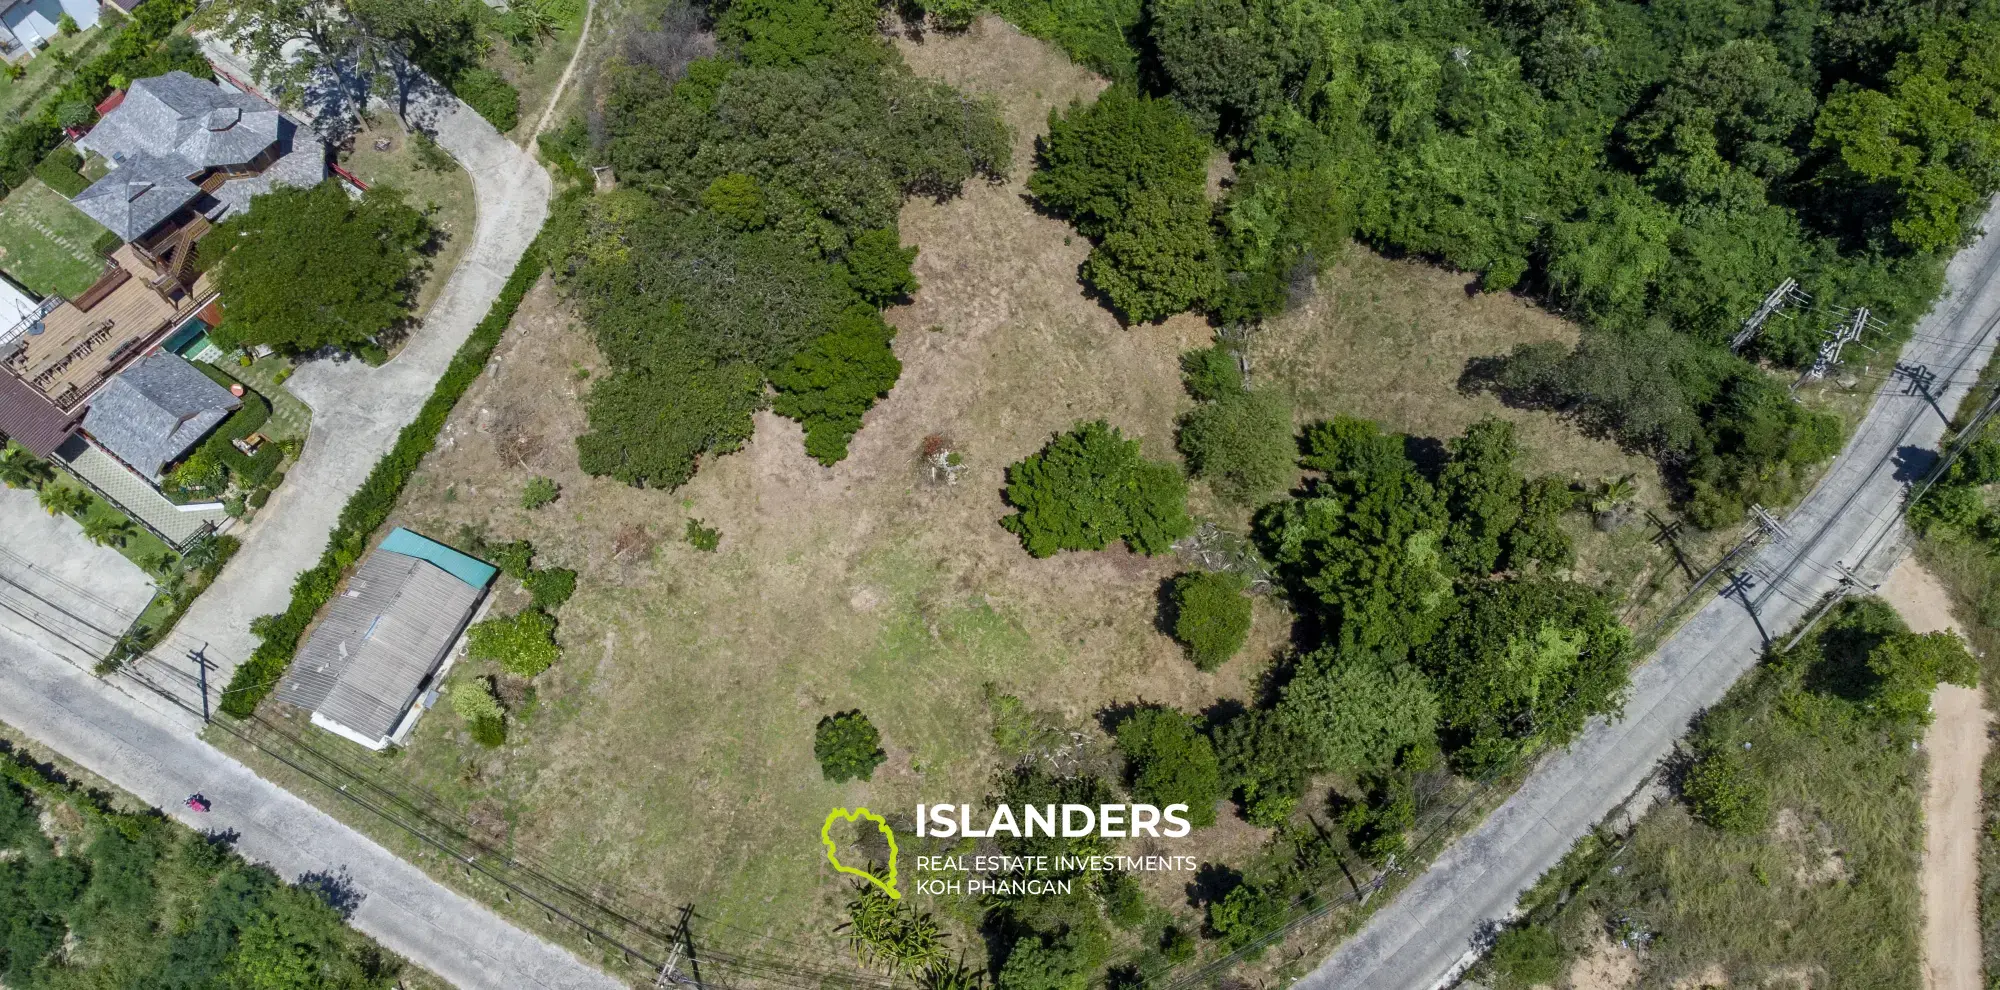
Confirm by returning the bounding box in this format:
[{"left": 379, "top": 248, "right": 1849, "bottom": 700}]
[{"left": 185, "top": 793, "right": 211, "bottom": 813}]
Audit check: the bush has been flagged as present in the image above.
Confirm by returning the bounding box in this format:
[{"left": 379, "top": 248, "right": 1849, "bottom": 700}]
[
  {"left": 1681, "top": 744, "right": 1769, "bottom": 834},
  {"left": 521, "top": 476, "right": 559, "bottom": 509},
  {"left": 56, "top": 12, "right": 77, "bottom": 35},
  {"left": 454, "top": 67, "right": 521, "bottom": 132},
  {"left": 468, "top": 608, "right": 560, "bottom": 677},
  {"left": 1114, "top": 707, "right": 1222, "bottom": 827},
  {"left": 769, "top": 307, "right": 902, "bottom": 465},
  {"left": 1000, "top": 420, "right": 1193, "bottom": 557},
  {"left": 1169, "top": 570, "right": 1251, "bottom": 670},
  {"left": 34, "top": 148, "right": 89, "bottom": 196},
  {"left": 219, "top": 222, "right": 551, "bottom": 717},
  {"left": 814, "top": 710, "right": 886, "bottom": 782},
  {"left": 452, "top": 680, "right": 507, "bottom": 746},
  {"left": 1177, "top": 389, "right": 1295, "bottom": 505},
  {"left": 1179, "top": 343, "right": 1242, "bottom": 402},
  {"left": 685, "top": 518, "right": 721, "bottom": 551},
  {"left": 1489, "top": 924, "right": 1563, "bottom": 987},
  {"left": 523, "top": 567, "right": 576, "bottom": 610},
  {"left": 843, "top": 228, "right": 919, "bottom": 305},
  {"left": 1277, "top": 646, "right": 1440, "bottom": 775},
  {"left": 1206, "top": 882, "right": 1287, "bottom": 958}
]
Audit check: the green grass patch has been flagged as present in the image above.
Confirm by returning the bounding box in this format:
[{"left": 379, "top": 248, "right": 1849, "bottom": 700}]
[
  {"left": 0, "top": 176, "right": 106, "bottom": 297},
  {"left": 0, "top": 14, "right": 123, "bottom": 121},
  {"left": 1498, "top": 599, "right": 1927, "bottom": 988}
]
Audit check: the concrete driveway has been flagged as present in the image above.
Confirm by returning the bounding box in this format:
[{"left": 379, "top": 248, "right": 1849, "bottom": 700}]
[
  {"left": 0, "top": 486, "right": 156, "bottom": 666},
  {"left": 0, "top": 626, "right": 622, "bottom": 990},
  {"left": 1301, "top": 199, "right": 2000, "bottom": 990},
  {"left": 169, "top": 63, "right": 553, "bottom": 698}
]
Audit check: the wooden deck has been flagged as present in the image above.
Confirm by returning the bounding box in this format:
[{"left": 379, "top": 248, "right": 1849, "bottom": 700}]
[{"left": 2, "top": 244, "right": 213, "bottom": 410}]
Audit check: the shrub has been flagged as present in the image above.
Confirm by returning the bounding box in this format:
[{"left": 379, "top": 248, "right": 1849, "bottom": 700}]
[
  {"left": 523, "top": 567, "right": 576, "bottom": 610},
  {"left": 91, "top": 229, "right": 122, "bottom": 256},
  {"left": 1179, "top": 343, "right": 1243, "bottom": 402},
  {"left": 1178, "top": 389, "right": 1295, "bottom": 505},
  {"left": 1206, "top": 882, "right": 1287, "bottom": 957},
  {"left": 1489, "top": 924, "right": 1563, "bottom": 987},
  {"left": 685, "top": 518, "right": 721, "bottom": 552},
  {"left": 1681, "top": 744, "right": 1768, "bottom": 834},
  {"left": 1866, "top": 630, "right": 1981, "bottom": 727},
  {"left": 843, "top": 228, "right": 919, "bottom": 305},
  {"left": 451, "top": 680, "right": 506, "bottom": 746},
  {"left": 454, "top": 68, "right": 521, "bottom": 132},
  {"left": 1114, "top": 707, "right": 1222, "bottom": 827},
  {"left": 843, "top": 889, "right": 948, "bottom": 976},
  {"left": 56, "top": 12, "right": 77, "bottom": 35},
  {"left": 521, "top": 476, "right": 559, "bottom": 509},
  {"left": 1001, "top": 420, "right": 1192, "bottom": 557},
  {"left": 34, "top": 148, "right": 89, "bottom": 196},
  {"left": 1169, "top": 571, "right": 1251, "bottom": 670},
  {"left": 1277, "top": 646, "right": 1440, "bottom": 775},
  {"left": 468, "top": 608, "right": 560, "bottom": 677},
  {"left": 769, "top": 307, "right": 902, "bottom": 465},
  {"left": 814, "top": 710, "right": 886, "bottom": 782}
]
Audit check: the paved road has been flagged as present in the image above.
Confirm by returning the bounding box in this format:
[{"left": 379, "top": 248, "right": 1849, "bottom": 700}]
[
  {"left": 0, "top": 626, "right": 623, "bottom": 990},
  {"left": 169, "top": 54, "right": 553, "bottom": 701},
  {"left": 1300, "top": 201, "right": 2000, "bottom": 990}
]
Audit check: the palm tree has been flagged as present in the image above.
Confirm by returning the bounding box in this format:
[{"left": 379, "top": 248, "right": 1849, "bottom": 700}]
[
  {"left": 506, "top": 0, "right": 556, "bottom": 41},
  {"left": 1591, "top": 474, "right": 1638, "bottom": 514},
  {"left": 82, "top": 514, "right": 135, "bottom": 548},
  {"left": 37, "top": 485, "right": 90, "bottom": 518},
  {"left": 0, "top": 448, "right": 54, "bottom": 490},
  {"left": 180, "top": 537, "right": 220, "bottom": 574}
]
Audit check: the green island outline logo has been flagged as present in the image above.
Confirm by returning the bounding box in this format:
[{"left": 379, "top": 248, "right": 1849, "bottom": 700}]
[{"left": 820, "top": 807, "right": 900, "bottom": 899}]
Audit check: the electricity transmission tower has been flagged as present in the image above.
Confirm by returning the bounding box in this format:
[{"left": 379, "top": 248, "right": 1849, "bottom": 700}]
[
  {"left": 1796, "top": 306, "right": 1883, "bottom": 388},
  {"left": 1731, "top": 278, "right": 1810, "bottom": 352}
]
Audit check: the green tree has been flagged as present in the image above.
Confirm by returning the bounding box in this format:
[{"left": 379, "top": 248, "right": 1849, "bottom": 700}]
[
  {"left": 0, "top": 447, "right": 55, "bottom": 490},
  {"left": 1439, "top": 417, "right": 1525, "bottom": 573},
  {"left": 844, "top": 889, "right": 949, "bottom": 976},
  {"left": 205, "top": 183, "right": 429, "bottom": 353},
  {"left": 1866, "top": 630, "right": 1980, "bottom": 726},
  {"left": 1178, "top": 388, "right": 1295, "bottom": 505},
  {"left": 770, "top": 308, "right": 902, "bottom": 465},
  {"left": 1169, "top": 570, "right": 1253, "bottom": 670},
  {"left": 1179, "top": 343, "right": 1243, "bottom": 402},
  {"left": 815, "top": 710, "right": 887, "bottom": 782},
  {"left": 1030, "top": 86, "right": 1219, "bottom": 322},
  {"left": 844, "top": 228, "right": 920, "bottom": 305},
  {"left": 1000, "top": 420, "right": 1193, "bottom": 557},
  {"left": 1417, "top": 578, "right": 1632, "bottom": 773},
  {"left": 1257, "top": 417, "right": 1453, "bottom": 651},
  {"left": 1212, "top": 711, "right": 1312, "bottom": 825},
  {"left": 577, "top": 364, "right": 765, "bottom": 489},
  {"left": 37, "top": 485, "right": 91, "bottom": 518},
  {"left": 454, "top": 67, "right": 520, "bottom": 131},
  {"left": 1206, "top": 882, "right": 1288, "bottom": 957},
  {"left": 467, "top": 608, "right": 560, "bottom": 676},
  {"left": 81, "top": 514, "right": 136, "bottom": 548},
  {"left": 1277, "top": 646, "right": 1440, "bottom": 774},
  {"left": 1114, "top": 707, "right": 1223, "bottom": 827},
  {"left": 701, "top": 173, "right": 768, "bottom": 230}
]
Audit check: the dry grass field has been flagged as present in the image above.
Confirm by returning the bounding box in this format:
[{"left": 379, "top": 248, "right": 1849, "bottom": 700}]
[{"left": 245, "top": 15, "right": 1709, "bottom": 978}]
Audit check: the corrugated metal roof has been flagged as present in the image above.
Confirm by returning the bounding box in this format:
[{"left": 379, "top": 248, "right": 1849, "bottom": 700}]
[
  {"left": 378, "top": 527, "right": 498, "bottom": 590},
  {"left": 277, "top": 548, "right": 486, "bottom": 744},
  {"left": 0, "top": 372, "right": 80, "bottom": 456}
]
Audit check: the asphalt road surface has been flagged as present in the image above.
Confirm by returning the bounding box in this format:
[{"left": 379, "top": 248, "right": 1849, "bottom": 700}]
[{"left": 1299, "top": 201, "right": 2000, "bottom": 990}]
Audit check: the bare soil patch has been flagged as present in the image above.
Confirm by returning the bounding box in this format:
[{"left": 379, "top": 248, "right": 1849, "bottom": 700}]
[{"left": 1566, "top": 931, "right": 1641, "bottom": 990}]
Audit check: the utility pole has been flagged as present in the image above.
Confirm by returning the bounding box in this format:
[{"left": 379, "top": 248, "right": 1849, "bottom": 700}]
[
  {"left": 1732, "top": 278, "right": 1809, "bottom": 352},
  {"left": 1647, "top": 510, "right": 1695, "bottom": 580},
  {"left": 655, "top": 905, "right": 696, "bottom": 989},
  {"left": 1797, "top": 307, "right": 1874, "bottom": 388},
  {"left": 188, "top": 644, "right": 210, "bottom": 724}
]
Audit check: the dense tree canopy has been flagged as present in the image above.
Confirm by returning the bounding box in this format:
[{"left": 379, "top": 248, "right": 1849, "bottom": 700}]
[
  {"left": 1000, "top": 420, "right": 1194, "bottom": 557},
  {"left": 1007, "top": 0, "right": 2000, "bottom": 518},
  {"left": 1114, "top": 707, "right": 1224, "bottom": 827},
  {"left": 555, "top": 0, "right": 1010, "bottom": 485},
  {"left": 205, "top": 183, "right": 430, "bottom": 354}
]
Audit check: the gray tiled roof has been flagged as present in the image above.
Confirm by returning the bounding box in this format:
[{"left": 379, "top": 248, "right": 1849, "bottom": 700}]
[
  {"left": 278, "top": 550, "right": 486, "bottom": 745},
  {"left": 70, "top": 152, "right": 201, "bottom": 241},
  {"left": 77, "top": 71, "right": 281, "bottom": 170},
  {"left": 80, "top": 351, "right": 239, "bottom": 479},
  {"left": 210, "top": 140, "right": 328, "bottom": 220}
]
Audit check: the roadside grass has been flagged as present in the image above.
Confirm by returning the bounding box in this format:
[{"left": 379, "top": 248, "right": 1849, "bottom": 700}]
[
  {"left": 337, "top": 122, "right": 476, "bottom": 324},
  {"left": 0, "top": 13, "right": 123, "bottom": 121},
  {"left": 485, "top": 13, "right": 586, "bottom": 144},
  {"left": 1494, "top": 600, "right": 1925, "bottom": 989},
  {"left": 0, "top": 176, "right": 107, "bottom": 298}
]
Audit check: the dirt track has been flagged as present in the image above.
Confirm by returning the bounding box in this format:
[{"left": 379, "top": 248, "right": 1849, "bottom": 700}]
[{"left": 1881, "top": 558, "right": 1990, "bottom": 990}]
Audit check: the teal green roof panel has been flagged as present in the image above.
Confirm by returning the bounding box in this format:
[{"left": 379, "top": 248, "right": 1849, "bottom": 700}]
[{"left": 377, "top": 527, "right": 498, "bottom": 590}]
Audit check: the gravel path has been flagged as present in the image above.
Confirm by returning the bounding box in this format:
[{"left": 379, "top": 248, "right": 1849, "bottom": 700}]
[{"left": 1301, "top": 200, "right": 2000, "bottom": 990}]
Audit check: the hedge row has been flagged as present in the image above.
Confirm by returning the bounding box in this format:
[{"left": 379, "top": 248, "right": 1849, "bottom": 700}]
[
  {"left": 34, "top": 148, "right": 89, "bottom": 196},
  {"left": 219, "top": 223, "right": 553, "bottom": 716},
  {"left": 2, "top": 741, "right": 156, "bottom": 840}
]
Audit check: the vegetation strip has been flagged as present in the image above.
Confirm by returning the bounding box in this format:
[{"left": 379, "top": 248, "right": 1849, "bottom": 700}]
[{"left": 219, "top": 214, "right": 557, "bottom": 716}]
